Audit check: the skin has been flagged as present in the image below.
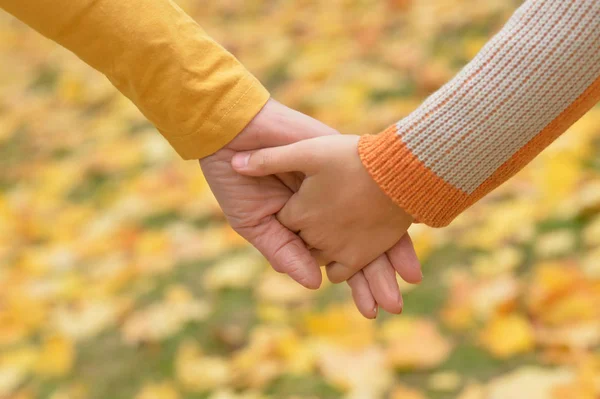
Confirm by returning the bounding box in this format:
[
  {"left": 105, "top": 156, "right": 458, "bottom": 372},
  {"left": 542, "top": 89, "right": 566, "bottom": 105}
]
[
  {"left": 201, "top": 99, "right": 422, "bottom": 318},
  {"left": 230, "top": 133, "right": 421, "bottom": 315}
]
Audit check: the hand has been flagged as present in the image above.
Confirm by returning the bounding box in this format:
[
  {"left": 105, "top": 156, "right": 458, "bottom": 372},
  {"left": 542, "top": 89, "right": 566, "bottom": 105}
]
[
  {"left": 202, "top": 100, "right": 421, "bottom": 318},
  {"left": 200, "top": 99, "right": 331, "bottom": 289},
  {"left": 231, "top": 134, "right": 419, "bottom": 294}
]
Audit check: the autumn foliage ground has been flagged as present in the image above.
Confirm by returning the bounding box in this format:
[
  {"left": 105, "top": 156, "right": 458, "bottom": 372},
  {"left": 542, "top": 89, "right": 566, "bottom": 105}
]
[{"left": 1, "top": 1, "right": 600, "bottom": 398}]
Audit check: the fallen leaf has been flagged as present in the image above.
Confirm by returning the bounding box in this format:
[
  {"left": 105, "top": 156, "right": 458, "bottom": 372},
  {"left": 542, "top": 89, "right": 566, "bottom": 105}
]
[
  {"left": 176, "top": 340, "right": 231, "bottom": 392},
  {"left": 479, "top": 314, "right": 535, "bottom": 358},
  {"left": 135, "top": 381, "right": 180, "bottom": 399},
  {"left": 380, "top": 317, "right": 453, "bottom": 370}
]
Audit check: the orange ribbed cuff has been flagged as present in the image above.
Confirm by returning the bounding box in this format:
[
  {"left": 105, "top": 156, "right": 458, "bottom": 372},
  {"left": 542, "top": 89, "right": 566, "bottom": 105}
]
[{"left": 359, "top": 126, "right": 468, "bottom": 227}]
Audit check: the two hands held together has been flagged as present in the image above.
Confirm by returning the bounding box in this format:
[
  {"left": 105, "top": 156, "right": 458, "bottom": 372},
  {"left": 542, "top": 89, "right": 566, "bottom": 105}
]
[{"left": 200, "top": 99, "right": 422, "bottom": 319}]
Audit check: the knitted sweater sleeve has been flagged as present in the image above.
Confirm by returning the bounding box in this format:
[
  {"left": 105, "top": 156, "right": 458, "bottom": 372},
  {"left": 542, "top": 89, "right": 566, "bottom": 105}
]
[{"left": 359, "top": 0, "right": 600, "bottom": 227}]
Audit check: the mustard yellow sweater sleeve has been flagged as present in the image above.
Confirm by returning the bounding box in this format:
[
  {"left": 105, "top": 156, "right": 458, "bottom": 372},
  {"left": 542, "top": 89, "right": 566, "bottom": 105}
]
[{"left": 0, "top": 0, "right": 270, "bottom": 159}]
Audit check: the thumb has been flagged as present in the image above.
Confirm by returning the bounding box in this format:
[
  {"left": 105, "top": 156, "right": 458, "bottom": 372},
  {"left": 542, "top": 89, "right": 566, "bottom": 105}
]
[
  {"left": 242, "top": 216, "right": 322, "bottom": 289},
  {"left": 231, "top": 140, "right": 321, "bottom": 176}
]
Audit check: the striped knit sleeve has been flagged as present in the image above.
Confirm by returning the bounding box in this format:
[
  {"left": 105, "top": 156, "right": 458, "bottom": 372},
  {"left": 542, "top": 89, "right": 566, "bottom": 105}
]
[{"left": 359, "top": 0, "right": 600, "bottom": 227}]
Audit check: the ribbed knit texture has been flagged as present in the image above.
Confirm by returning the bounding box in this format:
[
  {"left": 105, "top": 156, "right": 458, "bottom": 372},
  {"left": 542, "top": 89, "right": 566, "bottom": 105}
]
[{"left": 360, "top": 0, "right": 600, "bottom": 227}]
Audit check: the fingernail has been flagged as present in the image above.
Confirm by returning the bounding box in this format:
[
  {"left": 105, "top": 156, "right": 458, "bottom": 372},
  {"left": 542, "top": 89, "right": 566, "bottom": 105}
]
[
  {"left": 373, "top": 306, "right": 379, "bottom": 319},
  {"left": 232, "top": 153, "right": 250, "bottom": 169}
]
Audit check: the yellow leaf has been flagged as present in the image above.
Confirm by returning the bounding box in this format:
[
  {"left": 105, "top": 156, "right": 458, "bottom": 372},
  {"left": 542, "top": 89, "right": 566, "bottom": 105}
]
[
  {"left": 35, "top": 335, "right": 74, "bottom": 377},
  {"left": 542, "top": 291, "right": 600, "bottom": 325},
  {"left": 479, "top": 314, "right": 534, "bottom": 358},
  {"left": 304, "top": 304, "right": 375, "bottom": 349},
  {"left": 428, "top": 371, "right": 462, "bottom": 392},
  {"left": 207, "top": 389, "right": 267, "bottom": 399},
  {"left": 176, "top": 340, "right": 230, "bottom": 392},
  {"left": 275, "top": 330, "right": 316, "bottom": 375},
  {"left": 48, "top": 384, "right": 88, "bottom": 399},
  {"left": 232, "top": 327, "right": 311, "bottom": 389},
  {"left": 390, "top": 383, "right": 427, "bottom": 399},
  {"left": 582, "top": 215, "right": 600, "bottom": 247},
  {"left": 135, "top": 381, "right": 180, "bottom": 399},
  {"left": 441, "top": 271, "right": 477, "bottom": 331},
  {"left": 486, "top": 367, "right": 575, "bottom": 399},
  {"left": 536, "top": 321, "right": 600, "bottom": 351},
  {"left": 316, "top": 344, "right": 392, "bottom": 399},
  {"left": 122, "top": 286, "right": 210, "bottom": 344},
  {"left": 534, "top": 230, "right": 577, "bottom": 259},
  {"left": 526, "top": 262, "right": 581, "bottom": 316},
  {"left": 381, "top": 317, "right": 453, "bottom": 369},
  {"left": 471, "top": 275, "right": 520, "bottom": 320},
  {"left": 457, "top": 382, "right": 486, "bottom": 399},
  {"left": 580, "top": 247, "right": 600, "bottom": 279},
  {"left": 51, "top": 299, "right": 120, "bottom": 341},
  {"left": 552, "top": 357, "right": 600, "bottom": 399},
  {"left": 471, "top": 247, "right": 523, "bottom": 277},
  {"left": 256, "top": 272, "right": 314, "bottom": 305},
  {"left": 203, "top": 254, "right": 263, "bottom": 291},
  {"left": 0, "top": 346, "right": 37, "bottom": 396}
]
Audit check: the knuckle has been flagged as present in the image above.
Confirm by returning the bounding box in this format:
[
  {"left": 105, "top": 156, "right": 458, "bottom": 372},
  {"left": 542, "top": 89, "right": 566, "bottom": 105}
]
[
  {"left": 272, "top": 239, "right": 304, "bottom": 272},
  {"left": 277, "top": 207, "right": 299, "bottom": 230}
]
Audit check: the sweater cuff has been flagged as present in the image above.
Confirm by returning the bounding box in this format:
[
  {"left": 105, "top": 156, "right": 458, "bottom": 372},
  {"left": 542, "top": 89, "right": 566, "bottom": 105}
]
[{"left": 358, "top": 125, "right": 470, "bottom": 227}]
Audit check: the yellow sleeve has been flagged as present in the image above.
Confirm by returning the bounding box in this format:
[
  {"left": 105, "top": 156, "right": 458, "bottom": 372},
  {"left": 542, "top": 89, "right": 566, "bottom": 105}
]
[{"left": 0, "top": 0, "right": 270, "bottom": 159}]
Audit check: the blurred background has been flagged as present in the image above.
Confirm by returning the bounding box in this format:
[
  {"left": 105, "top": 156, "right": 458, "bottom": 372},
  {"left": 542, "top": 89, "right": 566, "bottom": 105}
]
[{"left": 1, "top": 0, "right": 600, "bottom": 398}]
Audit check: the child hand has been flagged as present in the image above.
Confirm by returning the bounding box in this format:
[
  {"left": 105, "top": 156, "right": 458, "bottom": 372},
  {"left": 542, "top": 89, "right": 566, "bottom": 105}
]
[{"left": 231, "top": 135, "right": 417, "bottom": 296}]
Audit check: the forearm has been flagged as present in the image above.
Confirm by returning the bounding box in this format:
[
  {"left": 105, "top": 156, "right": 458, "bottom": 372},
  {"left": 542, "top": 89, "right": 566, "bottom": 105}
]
[
  {"left": 0, "top": 0, "right": 269, "bottom": 159},
  {"left": 360, "top": 0, "right": 600, "bottom": 227}
]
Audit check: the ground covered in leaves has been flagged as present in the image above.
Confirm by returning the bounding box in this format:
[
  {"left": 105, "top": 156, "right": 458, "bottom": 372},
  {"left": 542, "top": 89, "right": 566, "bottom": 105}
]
[{"left": 1, "top": 0, "right": 600, "bottom": 398}]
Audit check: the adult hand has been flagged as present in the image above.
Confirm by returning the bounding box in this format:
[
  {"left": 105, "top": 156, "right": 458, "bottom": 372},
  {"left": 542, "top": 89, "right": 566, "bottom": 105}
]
[{"left": 201, "top": 99, "right": 422, "bottom": 317}]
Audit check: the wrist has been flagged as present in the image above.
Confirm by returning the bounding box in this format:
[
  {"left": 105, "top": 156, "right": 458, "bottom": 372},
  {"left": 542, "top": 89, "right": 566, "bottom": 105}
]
[
  {"left": 359, "top": 126, "right": 459, "bottom": 227},
  {"left": 222, "top": 98, "right": 280, "bottom": 152},
  {"left": 221, "top": 99, "right": 340, "bottom": 153}
]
